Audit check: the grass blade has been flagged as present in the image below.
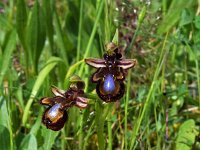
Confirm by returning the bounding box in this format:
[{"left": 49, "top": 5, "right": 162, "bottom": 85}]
[
  {"left": 16, "top": 0, "right": 27, "bottom": 48},
  {"left": 77, "top": 0, "right": 83, "bottom": 61},
  {"left": 0, "top": 125, "right": 11, "bottom": 150},
  {"left": 26, "top": 0, "right": 46, "bottom": 73},
  {"left": 54, "top": 10, "right": 71, "bottom": 67},
  {"left": 41, "top": 128, "right": 59, "bottom": 150},
  {"left": 0, "top": 96, "right": 13, "bottom": 150},
  {"left": 19, "top": 134, "right": 37, "bottom": 150},
  {"left": 43, "top": 0, "right": 54, "bottom": 52},
  {"left": 95, "top": 102, "right": 105, "bottom": 150}
]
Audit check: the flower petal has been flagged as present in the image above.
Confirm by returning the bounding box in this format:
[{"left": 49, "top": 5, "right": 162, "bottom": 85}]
[
  {"left": 118, "top": 59, "right": 137, "bottom": 70},
  {"left": 75, "top": 96, "right": 89, "bottom": 108},
  {"left": 85, "top": 58, "right": 106, "bottom": 68},
  {"left": 51, "top": 86, "right": 65, "bottom": 97}
]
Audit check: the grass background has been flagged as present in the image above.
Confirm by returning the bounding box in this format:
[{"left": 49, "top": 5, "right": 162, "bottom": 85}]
[{"left": 0, "top": 0, "right": 200, "bottom": 149}]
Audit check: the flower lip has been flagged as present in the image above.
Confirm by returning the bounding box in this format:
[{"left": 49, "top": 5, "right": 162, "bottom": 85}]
[
  {"left": 96, "top": 79, "right": 125, "bottom": 102},
  {"left": 42, "top": 107, "right": 68, "bottom": 131}
]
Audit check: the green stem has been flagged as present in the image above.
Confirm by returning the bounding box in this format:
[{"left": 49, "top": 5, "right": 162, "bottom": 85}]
[
  {"left": 79, "top": 110, "right": 84, "bottom": 150},
  {"left": 124, "top": 71, "right": 131, "bottom": 150},
  {"left": 107, "top": 104, "right": 113, "bottom": 150},
  {"left": 95, "top": 101, "right": 105, "bottom": 150}
]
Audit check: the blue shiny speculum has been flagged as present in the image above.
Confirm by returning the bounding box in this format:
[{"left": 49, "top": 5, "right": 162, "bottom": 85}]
[
  {"left": 48, "top": 103, "right": 61, "bottom": 118},
  {"left": 103, "top": 74, "right": 115, "bottom": 94}
]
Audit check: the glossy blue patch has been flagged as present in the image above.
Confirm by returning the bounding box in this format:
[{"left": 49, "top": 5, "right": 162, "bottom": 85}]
[
  {"left": 103, "top": 74, "right": 115, "bottom": 93},
  {"left": 48, "top": 103, "right": 61, "bottom": 118}
]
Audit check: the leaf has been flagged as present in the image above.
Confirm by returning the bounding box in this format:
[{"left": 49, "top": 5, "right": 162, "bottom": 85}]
[
  {"left": 179, "top": 9, "right": 194, "bottom": 27},
  {"left": 26, "top": 0, "right": 46, "bottom": 72},
  {"left": 19, "top": 134, "right": 37, "bottom": 150},
  {"left": 0, "top": 97, "right": 10, "bottom": 129},
  {"left": 30, "top": 108, "right": 43, "bottom": 136},
  {"left": 42, "top": 0, "right": 54, "bottom": 52},
  {"left": 15, "top": 86, "right": 25, "bottom": 110},
  {"left": 0, "top": 12, "right": 12, "bottom": 31},
  {"left": 0, "top": 97, "right": 13, "bottom": 149},
  {"left": 16, "top": 0, "right": 27, "bottom": 48},
  {"left": 0, "top": 30, "right": 16, "bottom": 85},
  {"left": 22, "top": 57, "right": 63, "bottom": 126},
  {"left": 0, "top": 125, "right": 10, "bottom": 150},
  {"left": 176, "top": 119, "right": 198, "bottom": 150},
  {"left": 54, "top": 11, "right": 72, "bottom": 67},
  {"left": 40, "top": 127, "right": 59, "bottom": 150}
]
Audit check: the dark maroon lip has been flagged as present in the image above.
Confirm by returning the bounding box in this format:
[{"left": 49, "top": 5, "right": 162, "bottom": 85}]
[{"left": 42, "top": 108, "right": 68, "bottom": 131}]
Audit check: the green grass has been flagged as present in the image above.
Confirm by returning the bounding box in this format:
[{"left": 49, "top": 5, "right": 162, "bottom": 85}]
[{"left": 0, "top": 0, "right": 200, "bottom": 149}]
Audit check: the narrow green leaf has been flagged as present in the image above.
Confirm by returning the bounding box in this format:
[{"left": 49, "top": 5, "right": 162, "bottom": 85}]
[
  {"left": 22, "top": 57, "right": 63, "bottom": 126},
  {"left": 0, "top": 97, "right": 13, "bottom": 150},
  {"left": 0, "top": 13, "right": 13, "bottom": 31},
  {"left": 0, "top": 30, "right": 16, "bottom": 84},
  {"left": 19, "top": 134, "right": 37, "bottom": 150},
  {"left": 16, "top": 0, "right": 27, "bottom": 48},
  {"left": 54, "top": 11, "right": 71, "bottom": 67},
  {"left": 43, "top": 0, "right": 54, "bottom": 52},
  {"left": 15, "top": 86, "right": 25, "bottom": 110},
  {"left": 26, "top": 0, "right": 46, "bottom": 72},
  {"left": 0, "top": 125, "right": 10, "bottom": 150},
  {"left": 0, "top": 97, "right": 10, "bottom": 128},
  {"left": 41, "top": 128, "right": 59, "bottom": 150},
  {"left": 77, "top": 0, "right": 84, "bottom": 61},
  {"left": 95, "top": 102, "right": 105, "bottom": 150},
  {"left": 30, "top": 108, "right": 43, "bottom": 136}
]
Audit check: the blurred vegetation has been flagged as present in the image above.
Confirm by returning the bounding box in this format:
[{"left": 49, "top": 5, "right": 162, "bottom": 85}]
[{"left": 0, "top": 0, "right": 200, "bottom": 149}]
